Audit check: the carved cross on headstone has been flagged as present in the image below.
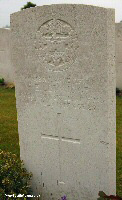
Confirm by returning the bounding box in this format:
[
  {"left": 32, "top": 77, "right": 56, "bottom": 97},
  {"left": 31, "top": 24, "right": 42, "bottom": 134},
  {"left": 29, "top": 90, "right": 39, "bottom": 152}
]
[{"left": 41, "top": 112, "right": 80, "bottom": 185}]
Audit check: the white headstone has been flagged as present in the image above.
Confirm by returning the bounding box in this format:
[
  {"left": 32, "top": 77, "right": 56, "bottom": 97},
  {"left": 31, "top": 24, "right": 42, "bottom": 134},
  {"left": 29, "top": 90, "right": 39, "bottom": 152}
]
[
  {"left": 116, "top": 23, "right": 122, "bottom": 89},
  {"left": 11, "top": 4, "right": 116, "bottom": 200},
  {"left": 0, "top": 28, "right": 14, "bottom": 83}
]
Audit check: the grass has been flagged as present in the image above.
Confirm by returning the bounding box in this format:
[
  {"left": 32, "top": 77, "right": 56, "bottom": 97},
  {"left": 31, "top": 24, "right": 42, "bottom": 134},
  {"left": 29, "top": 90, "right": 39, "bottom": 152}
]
[
  {"left": 116, "top": 96, "right": 122, "bottom": 196},
  {"left": 0, "top": 86, "right": 19, "bottom": 157},
  {"left": 0, "top": 86, "right": 121, "bottom": 196}
]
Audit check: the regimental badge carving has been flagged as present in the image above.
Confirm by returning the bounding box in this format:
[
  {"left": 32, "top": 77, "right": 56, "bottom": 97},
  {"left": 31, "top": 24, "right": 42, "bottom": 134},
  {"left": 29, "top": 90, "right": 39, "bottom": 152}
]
[{"left": 34, "top": 19, "right": 79, "bottom": 71}]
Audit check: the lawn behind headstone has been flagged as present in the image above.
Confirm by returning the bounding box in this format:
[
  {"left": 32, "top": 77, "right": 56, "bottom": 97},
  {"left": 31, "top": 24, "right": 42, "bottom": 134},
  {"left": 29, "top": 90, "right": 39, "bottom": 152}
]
[
  {"left": 0, "top": 87, "right": 121, "bottom": 196},
  {"left": 116, "top": 96, "right": 122, "bottom": 196},
  {"left": 0, "top": 87, "right": 19, "bottom": 157}
]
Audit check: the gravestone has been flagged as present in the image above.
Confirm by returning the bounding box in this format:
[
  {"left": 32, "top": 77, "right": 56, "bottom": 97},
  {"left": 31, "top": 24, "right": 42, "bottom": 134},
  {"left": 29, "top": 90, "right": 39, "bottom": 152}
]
[
  {"left": 11, "top": 4, "right": 116, "bottom": 200},
  {"left": 116, "top": 23, "right": 122, "bottom": 89},
  {"left": 0, "top": 28, "right": 14, "bottom": 83}
]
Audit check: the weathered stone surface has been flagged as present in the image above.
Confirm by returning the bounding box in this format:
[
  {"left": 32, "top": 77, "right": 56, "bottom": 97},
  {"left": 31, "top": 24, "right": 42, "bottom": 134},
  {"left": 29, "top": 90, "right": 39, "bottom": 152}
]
[
  {"left": 0, "top": 28, "right": 14, "bottom": 83},
  {"left": 116, "top": 23, "right": 122, "bottom": 89},
  {"left": 11, "top": 4, "right": 116, "bottom": 200}
]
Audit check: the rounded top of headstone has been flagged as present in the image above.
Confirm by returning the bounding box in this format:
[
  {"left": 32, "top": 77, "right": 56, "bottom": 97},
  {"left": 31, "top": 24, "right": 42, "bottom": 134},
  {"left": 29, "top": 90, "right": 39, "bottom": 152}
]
[{"left": 10, "top": 3, "right": 114, "bottom": 17}]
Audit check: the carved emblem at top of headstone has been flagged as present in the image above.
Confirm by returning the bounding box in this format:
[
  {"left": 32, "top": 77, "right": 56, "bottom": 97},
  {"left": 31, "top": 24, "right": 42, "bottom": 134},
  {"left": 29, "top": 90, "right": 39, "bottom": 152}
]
[{"left": 34, "top": 19, "right": 79, "bottom": 71}]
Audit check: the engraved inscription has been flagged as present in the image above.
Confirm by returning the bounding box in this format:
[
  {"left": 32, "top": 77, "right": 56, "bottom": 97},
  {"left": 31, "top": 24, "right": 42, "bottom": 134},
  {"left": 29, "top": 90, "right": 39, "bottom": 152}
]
[{"left": 34, "top": 19, "right": 79, "bottom": 71}]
